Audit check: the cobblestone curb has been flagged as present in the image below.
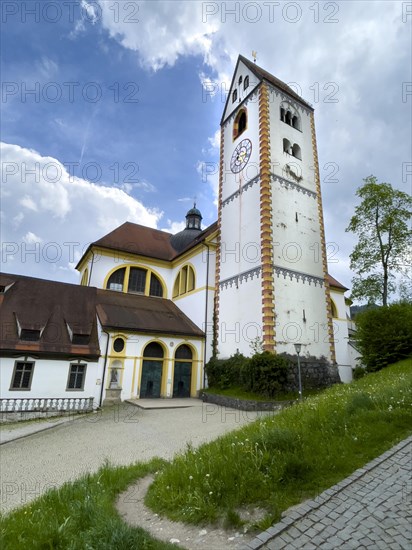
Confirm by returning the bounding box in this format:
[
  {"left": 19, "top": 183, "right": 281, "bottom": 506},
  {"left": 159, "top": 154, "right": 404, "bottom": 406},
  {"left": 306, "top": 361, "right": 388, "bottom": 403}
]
[{"left": 241, "top": 435, "right": 412, "bottom": 549}]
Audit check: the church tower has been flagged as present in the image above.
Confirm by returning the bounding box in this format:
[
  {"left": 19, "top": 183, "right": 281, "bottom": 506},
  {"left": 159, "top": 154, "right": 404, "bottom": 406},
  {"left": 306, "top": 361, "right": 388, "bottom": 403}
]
[{"left": 215, "top": 55, "right": 336, "bottom": 362}]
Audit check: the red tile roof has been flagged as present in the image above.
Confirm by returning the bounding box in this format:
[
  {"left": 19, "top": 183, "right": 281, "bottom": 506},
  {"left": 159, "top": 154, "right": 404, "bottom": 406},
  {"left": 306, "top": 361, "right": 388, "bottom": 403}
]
[
  {"left": 0, "top": 273, "right": 204, "bottom": 358},
  {"left": 327, "top": 274, "right": 349, "bottom": 291},
  {"left": 238, "top": 55, "right": 313, "bottom": 110},
  {"left": 76, "top": 221, "right": 218, "bottom": 269},
  {"left": 96, "top": 289, "right": 204, "bottom": 337},
  {"left": 0, "top": 273, "right": 100, "bottom": 359}
]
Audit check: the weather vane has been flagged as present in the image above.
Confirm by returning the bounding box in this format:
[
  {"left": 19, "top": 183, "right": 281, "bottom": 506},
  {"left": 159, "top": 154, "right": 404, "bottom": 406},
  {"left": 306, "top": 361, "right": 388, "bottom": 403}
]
[{"left": 252, "top": 51, "right": 257, "bottom": 63}]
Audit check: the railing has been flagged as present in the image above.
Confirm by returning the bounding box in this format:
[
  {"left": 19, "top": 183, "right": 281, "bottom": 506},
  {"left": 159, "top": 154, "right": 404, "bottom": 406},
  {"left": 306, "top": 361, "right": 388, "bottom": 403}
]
[{"left": 0, "top": 397, "right": 95, "bottom": 413}]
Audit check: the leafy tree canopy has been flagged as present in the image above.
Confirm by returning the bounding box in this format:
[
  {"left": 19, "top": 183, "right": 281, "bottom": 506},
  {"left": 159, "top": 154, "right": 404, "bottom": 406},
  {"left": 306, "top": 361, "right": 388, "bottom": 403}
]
[{"left": 346, "top": 176, "right": 412, "bottom": 305}]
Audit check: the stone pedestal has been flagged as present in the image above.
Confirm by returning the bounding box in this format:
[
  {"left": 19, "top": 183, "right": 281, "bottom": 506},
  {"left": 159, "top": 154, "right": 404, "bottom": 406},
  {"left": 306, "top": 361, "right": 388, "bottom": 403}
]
[{"left": 102, "top": 388, "right": 122, "bottom": 406}]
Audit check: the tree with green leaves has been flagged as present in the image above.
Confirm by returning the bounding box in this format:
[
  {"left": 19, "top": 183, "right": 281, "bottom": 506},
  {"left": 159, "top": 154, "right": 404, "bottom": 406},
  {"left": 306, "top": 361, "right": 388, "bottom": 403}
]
[{"left": 346, "top": 176, "right": 412, "bottom": 306}]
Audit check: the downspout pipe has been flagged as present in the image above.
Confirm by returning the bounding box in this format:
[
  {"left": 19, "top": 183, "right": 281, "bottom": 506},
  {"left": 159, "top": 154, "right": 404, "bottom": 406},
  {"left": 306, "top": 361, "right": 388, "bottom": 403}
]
[
  {"left": 203, "top": 243, "right": 210, "bottom": 388},
  {"left": 99, "top": 328, "right": 110, "bottom": 408},
  {"left": 88, "top": 249, "right": 95, "bottom": 286}
]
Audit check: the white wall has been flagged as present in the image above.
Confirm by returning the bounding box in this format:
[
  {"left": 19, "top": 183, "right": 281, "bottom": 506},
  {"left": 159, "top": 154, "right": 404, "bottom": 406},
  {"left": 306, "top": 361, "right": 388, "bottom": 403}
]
[{"left": 0, "top": 356, "right": 102, "bottom": 405}]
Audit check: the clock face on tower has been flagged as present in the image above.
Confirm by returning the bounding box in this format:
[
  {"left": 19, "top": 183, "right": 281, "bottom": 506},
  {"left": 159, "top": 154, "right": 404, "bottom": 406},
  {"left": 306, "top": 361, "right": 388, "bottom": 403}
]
[{"left": 230, "top": 139, "right": 252, "bottom": 173}]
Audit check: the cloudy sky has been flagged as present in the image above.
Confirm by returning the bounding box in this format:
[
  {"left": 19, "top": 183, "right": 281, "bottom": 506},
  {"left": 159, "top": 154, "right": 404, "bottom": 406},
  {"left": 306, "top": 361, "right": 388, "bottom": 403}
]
[{"left": 1, "top": 1, "right": 411, "bottom": 295}]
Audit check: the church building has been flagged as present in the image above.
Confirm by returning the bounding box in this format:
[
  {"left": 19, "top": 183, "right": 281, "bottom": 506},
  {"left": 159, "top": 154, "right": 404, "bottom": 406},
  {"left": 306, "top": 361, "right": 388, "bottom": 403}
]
[{"left": 0, "top": 56, "right": 356, "bottom": 411}]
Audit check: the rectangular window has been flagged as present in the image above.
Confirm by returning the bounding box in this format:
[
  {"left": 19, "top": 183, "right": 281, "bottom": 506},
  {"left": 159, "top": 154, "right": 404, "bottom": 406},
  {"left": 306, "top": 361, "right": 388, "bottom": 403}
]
[
  {"left": 10, "top": 361, "right": 34, "bottom": 390},
  {"left": 128, "top": 267, "right": 146, "bottom": 294},
  {"left": 20, "top": 329, "right": 40, "bottom": 341},
  {"left": 67, "top": 364, "right": 87, "bottom": 390},
  {"left": 72, "top": 334, "right": 90, "bottom": 345}
]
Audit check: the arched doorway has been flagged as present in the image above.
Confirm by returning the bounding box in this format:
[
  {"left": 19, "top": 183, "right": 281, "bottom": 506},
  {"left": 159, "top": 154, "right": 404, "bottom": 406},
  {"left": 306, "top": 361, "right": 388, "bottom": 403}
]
[
  {"left": 140, "top": 342, "right": 164, "bottom": 398},
  {"left": 173, "top": 345, "right": 193, "bottom": 398}
]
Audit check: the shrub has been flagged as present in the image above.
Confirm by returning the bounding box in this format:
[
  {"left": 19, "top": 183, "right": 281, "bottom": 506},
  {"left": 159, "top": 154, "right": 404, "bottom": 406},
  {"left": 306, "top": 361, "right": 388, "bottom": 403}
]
[
  {"left": 242, "top": 352, "right": 289, "bottom": 397},
  {"left": 205, "top": 352, "right": 249, "bottom": 389},
  {"left": 354, "top": 301, "right": 412, "bottom": 371},
  {"left": 352, "top": 366, "right": 366, "bottom": 380}
]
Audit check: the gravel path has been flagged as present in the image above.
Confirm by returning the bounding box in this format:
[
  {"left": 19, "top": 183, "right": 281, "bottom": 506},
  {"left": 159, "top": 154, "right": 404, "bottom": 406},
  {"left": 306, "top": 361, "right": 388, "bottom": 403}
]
[{"left": 0, "top": 401, "right": 267, "bottom": 514}]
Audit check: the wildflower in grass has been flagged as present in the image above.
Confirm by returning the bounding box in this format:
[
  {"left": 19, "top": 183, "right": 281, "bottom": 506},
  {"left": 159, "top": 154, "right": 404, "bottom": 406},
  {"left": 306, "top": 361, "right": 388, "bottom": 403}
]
[
  {"left": 189, "top": 475, "right": 193, "bottom": 480},
  {"left": 209, "top": 491, "right": 213, "bottom": 495}
]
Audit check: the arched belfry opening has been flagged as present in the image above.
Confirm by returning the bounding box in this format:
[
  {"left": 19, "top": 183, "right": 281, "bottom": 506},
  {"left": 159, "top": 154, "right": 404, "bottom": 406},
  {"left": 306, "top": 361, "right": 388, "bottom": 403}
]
[{"left": 233, "top": 108, "right": 247, "bottom": 140}]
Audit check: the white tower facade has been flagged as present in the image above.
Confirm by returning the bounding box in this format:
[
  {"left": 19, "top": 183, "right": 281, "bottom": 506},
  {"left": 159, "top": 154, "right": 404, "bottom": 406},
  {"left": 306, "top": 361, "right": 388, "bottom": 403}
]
[{"left": 215, "top": 56, "right": 335, "bottom": 362}]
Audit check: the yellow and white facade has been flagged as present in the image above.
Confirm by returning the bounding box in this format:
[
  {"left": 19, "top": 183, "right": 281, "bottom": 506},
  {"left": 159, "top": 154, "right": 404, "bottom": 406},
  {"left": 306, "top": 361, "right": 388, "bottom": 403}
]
[{"left": 0, "top": 55, "right": 358, "bottom": 412}]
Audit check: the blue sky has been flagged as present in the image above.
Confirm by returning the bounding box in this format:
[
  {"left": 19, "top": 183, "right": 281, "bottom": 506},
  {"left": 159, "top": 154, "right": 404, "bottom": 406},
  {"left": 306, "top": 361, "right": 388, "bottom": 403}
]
[{"left": 1, "top": 1, "right": 411, "bottom": 295}]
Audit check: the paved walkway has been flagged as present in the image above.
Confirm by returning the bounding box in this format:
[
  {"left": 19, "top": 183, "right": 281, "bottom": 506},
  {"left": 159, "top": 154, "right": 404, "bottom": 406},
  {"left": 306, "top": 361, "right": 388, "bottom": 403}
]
[
  {"left": 0, "top": 401, "right": 267, "bottom": 514},
  {"left": 243, "top": 436, "right": 412, "bottom": 550}
]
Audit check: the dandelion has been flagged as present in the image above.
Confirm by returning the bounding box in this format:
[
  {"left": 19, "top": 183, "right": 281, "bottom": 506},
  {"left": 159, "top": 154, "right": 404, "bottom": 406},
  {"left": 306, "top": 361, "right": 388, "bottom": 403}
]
[{"left": 209, "top": 491, "right": 213, "bottom": 495}]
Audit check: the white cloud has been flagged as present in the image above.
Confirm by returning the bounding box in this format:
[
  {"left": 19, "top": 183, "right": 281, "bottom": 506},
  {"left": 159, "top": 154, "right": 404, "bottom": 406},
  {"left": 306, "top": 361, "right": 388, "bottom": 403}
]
[
  {"left": 23, "top": 231, "right": 43, "bottom": 244},
  {"left": 160, "top": 220, "right": 185, "bottom": 234},
  {"left": 196, "top": 159, "right": 219, "bottom": 203},
  {"left": 97, "top": 1, "right": 219, "bottom": 71},
  {"left": 1, "top": 142, "right": 161, "bottom": 282},
  {"left": 20, "top": 196, "right": 38, "bottom": 211},
  {"left": 208, "top": 129, "right": 220, "bottom": 151}
]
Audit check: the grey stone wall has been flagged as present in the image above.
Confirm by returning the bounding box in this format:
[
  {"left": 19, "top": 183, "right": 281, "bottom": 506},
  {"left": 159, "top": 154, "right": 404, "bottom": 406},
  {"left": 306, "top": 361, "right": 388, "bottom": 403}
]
[
  {"left": 282, "top": 355, "right": 341, "bottom": 392},
  {"left": 201, "top": 392, "right": 294, "bottom": 412}
]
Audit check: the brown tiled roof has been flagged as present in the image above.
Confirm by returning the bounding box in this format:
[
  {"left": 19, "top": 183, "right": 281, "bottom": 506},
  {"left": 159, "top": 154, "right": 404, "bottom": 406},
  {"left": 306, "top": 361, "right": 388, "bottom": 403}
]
[
  {"left": 0, "top": 273, "right": 204, "bottom": 358},
  {"left": 0, "top": 273, "right": 100, "bottom": 359},
  {"left": 96, "top": 290, "right": 204, "bottom": 337},
  {"left": 92, "top": 222, "right": 176, "bottom": 260},
  {"left": 327, "top": 274, "right": 349, "bottom": 291},
  {"left": 76, "top": 221, "right": 218, "bottom": 268},
  {"left": 238, "top": 55, "right": 313, "bottom": 110}
]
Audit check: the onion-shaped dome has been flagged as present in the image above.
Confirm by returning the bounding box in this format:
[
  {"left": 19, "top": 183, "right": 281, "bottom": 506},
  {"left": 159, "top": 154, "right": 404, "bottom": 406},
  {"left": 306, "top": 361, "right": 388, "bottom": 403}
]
[{"left": 170, "top": 204, "right": 203, "bottom": 253}]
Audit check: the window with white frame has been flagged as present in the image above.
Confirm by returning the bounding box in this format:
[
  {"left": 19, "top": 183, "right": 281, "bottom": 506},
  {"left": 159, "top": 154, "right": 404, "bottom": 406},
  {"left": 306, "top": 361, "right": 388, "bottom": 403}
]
[
  {"left": 67, "top": 363, "right": 87, "bottom": 390},
  {"left": 10, "top": 361, "right": 35, "bottom": 390}
]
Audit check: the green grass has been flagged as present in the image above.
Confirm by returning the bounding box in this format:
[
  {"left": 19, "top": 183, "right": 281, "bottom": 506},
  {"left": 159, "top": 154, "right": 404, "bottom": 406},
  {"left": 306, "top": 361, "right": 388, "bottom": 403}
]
[
  {"left": 0, "top": 459, "right": 180, "bottom": 550},
  {"left": 2, "top": 359, "right": 411, "bottom": 547},
  {"left": 146, "top": 359, "right": 412, "bottom": 528},
  {"left": 203, "top": 385, "right": 323, "bottom": 401}
]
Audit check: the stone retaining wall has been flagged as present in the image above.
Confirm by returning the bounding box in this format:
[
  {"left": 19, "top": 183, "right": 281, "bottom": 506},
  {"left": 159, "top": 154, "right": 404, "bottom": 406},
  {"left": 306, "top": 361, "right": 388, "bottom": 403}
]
[
  {"left": 284, "top": 358, "right": 341, "bottom": 391},
  {"left": 201, "top": 392, "right": 294, "bottom": 411}
]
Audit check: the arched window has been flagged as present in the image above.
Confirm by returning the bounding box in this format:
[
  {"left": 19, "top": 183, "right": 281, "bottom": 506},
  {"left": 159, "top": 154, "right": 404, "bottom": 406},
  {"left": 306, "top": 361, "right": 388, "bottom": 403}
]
[
  {"left": 232, "top": 89, "right": 237, "bottom": 103},
  {"left": 144, "top": 342, "right": 164, "bottom": 358},
  {"left": 106, "top": 266, "right": 164, "bottom": 297},
  {"left": 149, "top": 274, "right": 163, "bottom": 297},
  {"left": 280, "top": 103, "right": 300, "bottom": 131},
  {"left": 292, "top": 143, "right": 302, "bottom": 160},
  {"left": 233, "top": 108, "right": 247, "bottom": 140},
  {"left": 107, "top": 268, "right": 126, "bottom": 292},
  {"left": 331, "top": 299, "right": 338, "bottom": 319},
  {"left": 173, "top": 344, "right": 193, "bottom": 397},
  {"left": 238, "top": 76, "right": 243, "bottom": 85},
  {"left": 292, "top": 115, "right": 300, "bottom": 130},
  {"left": 244, "top": 76, "right": 249, "bottom": 90},
  {"left": 173, "top": 265, "right": 195, "bottom": 298},
  {"left": 283, "top": 138, "right": 292, "bottom": 154},
  {"left": 141, "top": 342, "right": 164, "bottom": 398}
]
